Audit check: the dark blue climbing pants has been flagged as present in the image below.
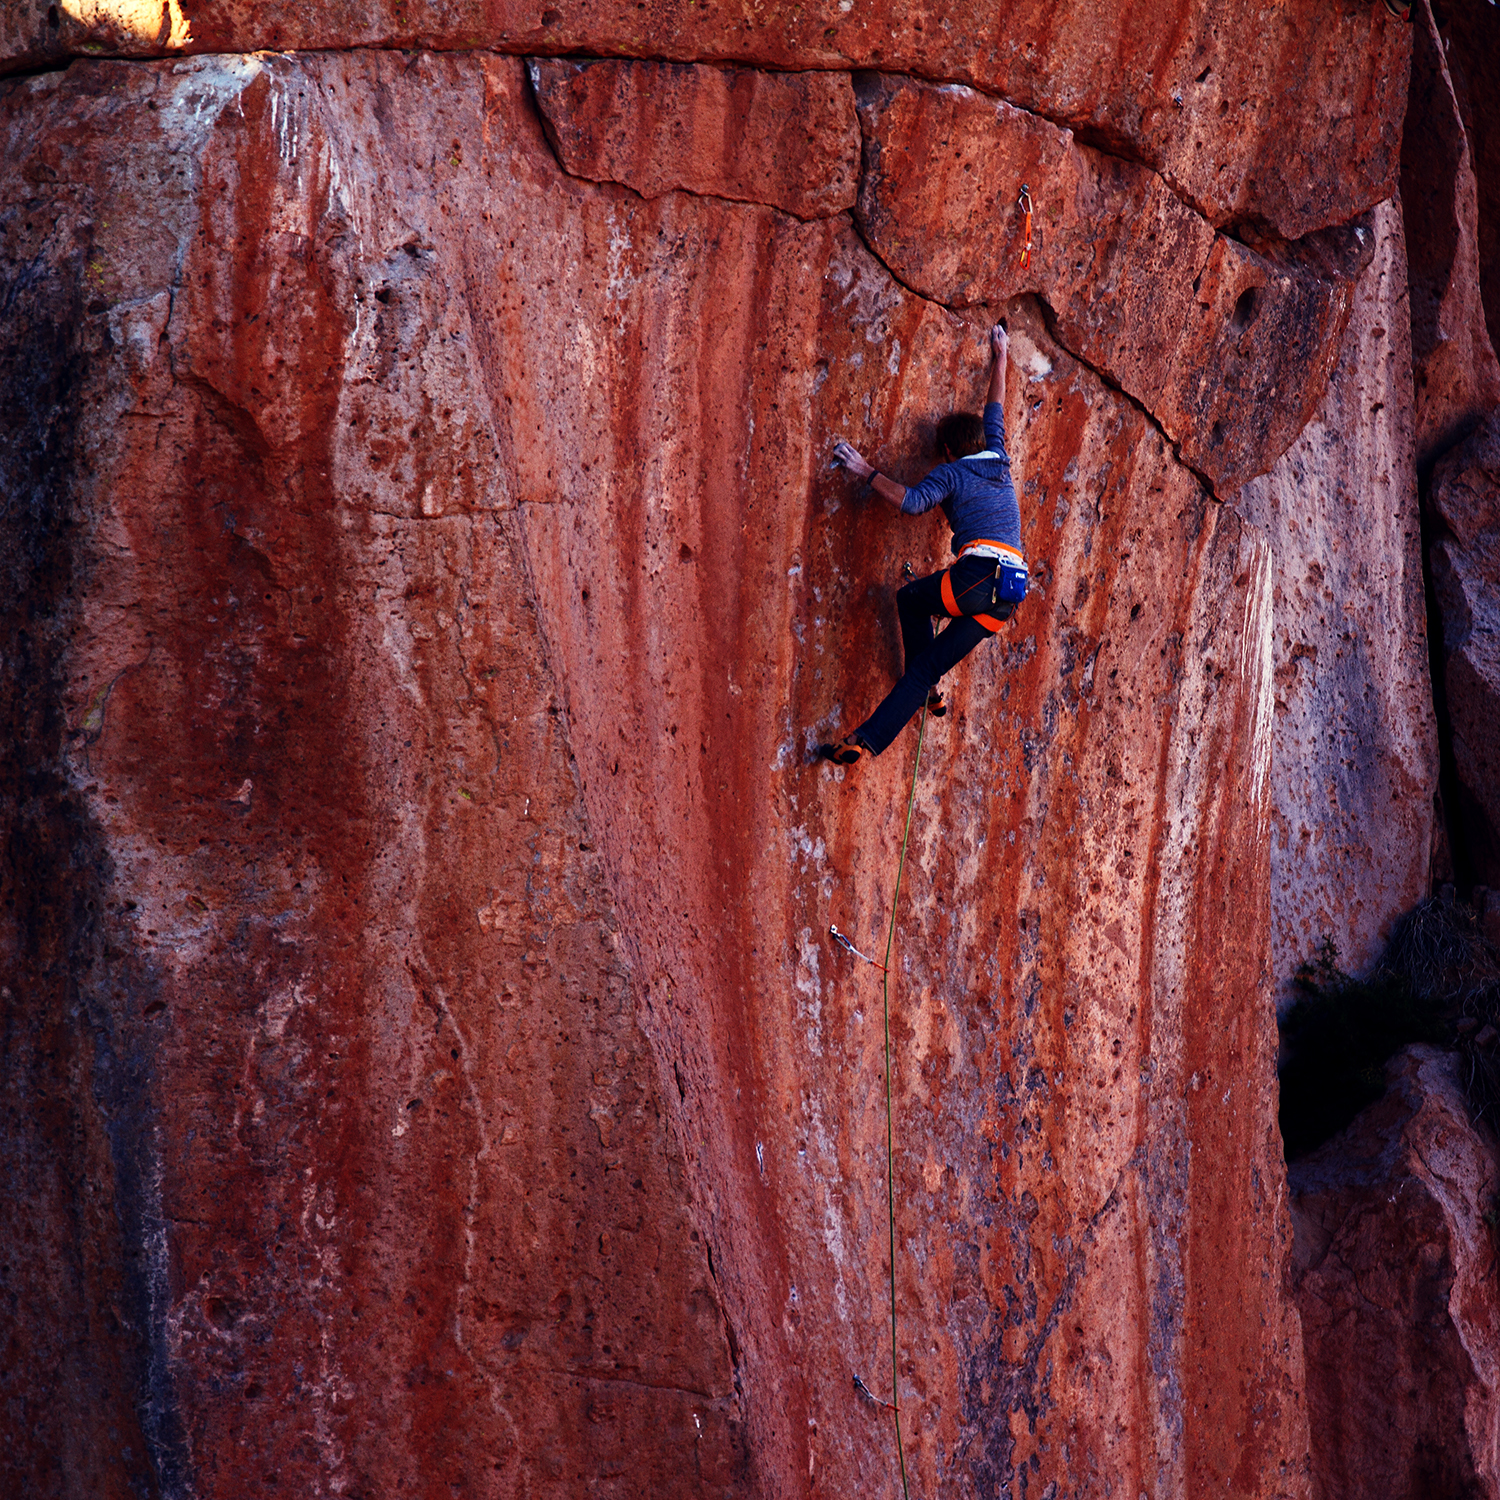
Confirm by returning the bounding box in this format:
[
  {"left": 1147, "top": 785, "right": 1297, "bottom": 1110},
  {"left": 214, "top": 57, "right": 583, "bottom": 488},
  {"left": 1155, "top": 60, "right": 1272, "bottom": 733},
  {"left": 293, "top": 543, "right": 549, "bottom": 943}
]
[{"left": 855, "top": 555, "right": 1011, "bottom": 756}]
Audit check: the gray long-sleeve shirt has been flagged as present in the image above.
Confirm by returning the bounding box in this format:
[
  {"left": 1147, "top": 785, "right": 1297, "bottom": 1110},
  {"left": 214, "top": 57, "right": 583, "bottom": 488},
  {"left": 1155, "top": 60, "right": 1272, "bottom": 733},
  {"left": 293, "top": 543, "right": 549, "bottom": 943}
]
[{"left": 900, "top": 402, "right": 1022, "bottom": 556}]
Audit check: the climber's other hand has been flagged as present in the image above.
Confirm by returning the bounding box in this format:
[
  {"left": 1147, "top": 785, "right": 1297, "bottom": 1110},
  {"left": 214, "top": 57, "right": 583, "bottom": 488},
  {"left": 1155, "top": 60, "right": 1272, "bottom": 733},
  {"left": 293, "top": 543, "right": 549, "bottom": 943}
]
[
  {"left": 990, "top": 323, "right": 1008, "bottom": 360},
  {"left": 832, "top": 441, "right": 872, "bottom": 479}
]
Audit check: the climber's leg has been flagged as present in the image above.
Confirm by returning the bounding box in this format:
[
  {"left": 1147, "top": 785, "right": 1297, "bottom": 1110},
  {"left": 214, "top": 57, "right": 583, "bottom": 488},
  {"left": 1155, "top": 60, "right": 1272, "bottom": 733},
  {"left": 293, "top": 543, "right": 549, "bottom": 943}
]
[
  {"left": 895, "top": 571, "right": 941, "bottom": 662},
  {"left": 854, "top": 613, "right": 994, "bottom": 755},
  {"left": 895, "top": 572, "right": 956, "bottom": 716}
]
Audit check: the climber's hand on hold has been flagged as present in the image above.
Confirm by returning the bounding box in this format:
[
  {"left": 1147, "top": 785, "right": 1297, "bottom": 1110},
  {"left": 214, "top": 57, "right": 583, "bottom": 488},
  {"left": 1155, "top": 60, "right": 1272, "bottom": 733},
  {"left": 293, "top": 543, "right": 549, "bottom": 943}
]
[
  {"left": 833, "top": 440, "right": 905, "bottom": 509},
  {"left": 987, "top": 322, "right": 1009, "bottom": 405},
  {"left": 832, "top": 440, "right": 873, "bottom": 480}
]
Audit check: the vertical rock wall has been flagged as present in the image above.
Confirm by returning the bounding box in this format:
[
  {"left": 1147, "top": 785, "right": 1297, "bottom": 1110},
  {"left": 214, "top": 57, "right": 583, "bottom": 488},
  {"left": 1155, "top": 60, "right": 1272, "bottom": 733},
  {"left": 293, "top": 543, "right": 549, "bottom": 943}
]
[
  {"left": 2, "top": 54, "right": 744, "bottom": 1498},
  {"left": 1429, "top": 416, "right": 1500, "bottom": 890},
  {"left": 0, "top": 2, "right": 1430, "bottom": 1496},
  {"left": 1401, "top": 0, "right": 1500, "bottom": 896},
  {"left": 3, "top": 0, "right": 1411, "bottom": 244},
  {"left": 1402, "top": 0, "right": 1500, "bottom": 468},
  {"left": 1440, "top": 0, "right": 1500, "bottom": 359},
  {"left": 1237, "top": 201, "right": 1438, "bottom": 991},
  {"left": 1273, "top": 15, "right": 1500, "bottom": 1499}
]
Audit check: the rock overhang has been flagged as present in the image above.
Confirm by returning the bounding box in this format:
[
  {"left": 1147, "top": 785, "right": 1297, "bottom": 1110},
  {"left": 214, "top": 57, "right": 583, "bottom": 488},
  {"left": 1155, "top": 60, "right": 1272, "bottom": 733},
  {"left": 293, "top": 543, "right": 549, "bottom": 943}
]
[{"left": 4, "top": 0, "right": 1411, "bottom": 240}]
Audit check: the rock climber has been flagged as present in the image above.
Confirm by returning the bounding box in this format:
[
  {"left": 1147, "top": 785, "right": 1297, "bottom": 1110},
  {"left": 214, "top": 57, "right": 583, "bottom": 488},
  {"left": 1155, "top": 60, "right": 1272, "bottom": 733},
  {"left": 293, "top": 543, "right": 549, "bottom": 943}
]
[{"left": 817, "top": 322, "right": 1026, "bottom": 767}]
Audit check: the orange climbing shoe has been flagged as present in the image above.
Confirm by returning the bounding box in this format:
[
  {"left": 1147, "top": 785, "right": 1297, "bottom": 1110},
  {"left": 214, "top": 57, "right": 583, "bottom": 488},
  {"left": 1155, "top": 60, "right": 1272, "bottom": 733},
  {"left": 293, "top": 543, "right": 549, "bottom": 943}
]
[
  {"left": 925, "top": 691, "right": 947, "bottom": 717},
  {"left": 817, "top": 734, "right": 868, "bottom": 766}
]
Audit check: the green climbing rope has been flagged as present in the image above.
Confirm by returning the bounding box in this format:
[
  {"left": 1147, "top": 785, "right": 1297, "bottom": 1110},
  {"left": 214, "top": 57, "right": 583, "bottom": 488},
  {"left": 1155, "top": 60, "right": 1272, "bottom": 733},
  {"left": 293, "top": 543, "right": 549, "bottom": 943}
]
[{"left": 880, "top": 702, "right": 926, "bottom": 1500}]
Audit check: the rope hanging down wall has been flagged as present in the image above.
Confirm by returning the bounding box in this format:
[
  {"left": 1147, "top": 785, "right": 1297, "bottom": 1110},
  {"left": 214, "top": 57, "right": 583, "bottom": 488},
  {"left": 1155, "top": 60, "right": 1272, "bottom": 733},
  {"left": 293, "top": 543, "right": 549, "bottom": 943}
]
[
  {"left": 832, "top": 180, "right": 1030, "bottom": 1486},
  {"left": 831, "top": 702, "right": 928, "bottom": 1500}
]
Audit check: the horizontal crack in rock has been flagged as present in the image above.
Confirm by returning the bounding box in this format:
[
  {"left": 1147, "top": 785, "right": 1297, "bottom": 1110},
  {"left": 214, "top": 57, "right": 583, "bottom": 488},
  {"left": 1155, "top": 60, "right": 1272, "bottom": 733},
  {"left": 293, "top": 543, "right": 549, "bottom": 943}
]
[
  {"left": 523, "top": 58, "right": 851, "bottom": 226},
  {"left": 1032, "top": 293, "right": 1220, "bottom": 499},
  {"left": 13, "top": 41, "right": 1343, "bottom": 243},
  {"left": 845, "top": 197, "right": 1221, "bottom": 499}
]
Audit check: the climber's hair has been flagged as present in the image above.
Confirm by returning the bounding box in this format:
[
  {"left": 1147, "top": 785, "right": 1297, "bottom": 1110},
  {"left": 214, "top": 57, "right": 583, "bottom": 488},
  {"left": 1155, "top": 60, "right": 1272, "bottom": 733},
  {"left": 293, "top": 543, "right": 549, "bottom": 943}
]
[{"left": 935, "top": 412, "right": 986, "bottom": 461}]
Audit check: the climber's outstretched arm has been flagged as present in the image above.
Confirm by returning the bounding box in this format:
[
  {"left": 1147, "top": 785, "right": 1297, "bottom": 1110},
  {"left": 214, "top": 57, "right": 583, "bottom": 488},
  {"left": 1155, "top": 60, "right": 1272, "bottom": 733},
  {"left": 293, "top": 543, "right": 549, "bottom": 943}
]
[
  {"left": 987, "top": 322, "right": 1008, "bottom": 406},
  {"left": 832, "top": 324, "right": 1006, "bottom": 509},
  {"left": 831, "top": 441, "right": 907, "bottom": 510}
]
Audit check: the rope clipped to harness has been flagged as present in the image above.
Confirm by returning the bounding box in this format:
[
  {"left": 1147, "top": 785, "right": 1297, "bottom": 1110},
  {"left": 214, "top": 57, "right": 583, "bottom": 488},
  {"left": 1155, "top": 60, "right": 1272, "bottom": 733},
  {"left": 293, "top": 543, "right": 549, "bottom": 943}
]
[{"left": 1018, "top": 183, "right": 1034, "bottom": 271}]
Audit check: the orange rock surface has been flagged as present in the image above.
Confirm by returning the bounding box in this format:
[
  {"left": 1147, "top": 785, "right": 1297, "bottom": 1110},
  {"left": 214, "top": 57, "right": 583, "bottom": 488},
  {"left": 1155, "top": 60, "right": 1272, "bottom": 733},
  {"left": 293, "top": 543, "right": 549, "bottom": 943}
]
[
  {"left": 0, "top": 1, "right": 1458, "bottom": 1494},
  {"left": 531, "top": 59, "right": 860, "bottom": 219},
  {"left": 851, "top": 71, "right": 1363, "bottom": 495}
]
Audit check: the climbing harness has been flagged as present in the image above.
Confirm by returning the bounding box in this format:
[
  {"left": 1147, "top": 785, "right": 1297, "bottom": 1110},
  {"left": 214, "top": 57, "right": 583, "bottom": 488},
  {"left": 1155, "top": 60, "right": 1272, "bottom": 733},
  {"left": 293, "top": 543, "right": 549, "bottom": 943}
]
[
  {"left": 940, "top": 540, "right": 1029, "bottom": 630},
  {"left": 830, "top": 705, "right": 928, "bottom": 1500},
  {"left": 1018, "top": 183, "right": 1034, "bottom": 271},
  {"left": 960, "top": 539, "right": 1024, "bottom": 566}
]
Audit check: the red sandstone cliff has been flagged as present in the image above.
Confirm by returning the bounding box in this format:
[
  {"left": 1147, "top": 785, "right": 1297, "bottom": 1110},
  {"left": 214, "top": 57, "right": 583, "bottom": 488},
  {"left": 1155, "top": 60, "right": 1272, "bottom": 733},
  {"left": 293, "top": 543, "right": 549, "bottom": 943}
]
[
  {"left": 0, "top": 2, "right": 1480, "bottom": 1497},
  {"left": 1290, "top": 1046, "right": 1500, "bottom": 1500}
]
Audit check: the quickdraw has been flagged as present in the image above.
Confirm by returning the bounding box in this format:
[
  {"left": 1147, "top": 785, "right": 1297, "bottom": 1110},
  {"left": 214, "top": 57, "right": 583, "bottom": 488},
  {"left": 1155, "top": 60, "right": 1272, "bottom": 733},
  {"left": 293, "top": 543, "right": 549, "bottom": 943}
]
[
  {"left": 829, "top": 923, "right": 885, "bottom": 972},
  {"left": 1018, "top": 183, "right": 1034, "bottom": 271},
  {"left": 939, "top": 545, "right": 1027, "bottom": 631}
]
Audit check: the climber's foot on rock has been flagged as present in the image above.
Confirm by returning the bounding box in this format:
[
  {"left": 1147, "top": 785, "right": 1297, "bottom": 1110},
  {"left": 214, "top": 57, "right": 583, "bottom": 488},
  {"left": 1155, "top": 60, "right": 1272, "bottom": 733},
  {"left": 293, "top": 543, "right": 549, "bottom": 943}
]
[
  {"left": 817, "top": 734, "right": 869, "bottom": 767},
  {"left": 926, "top": 691, "right": 947, "bottom": 717}
]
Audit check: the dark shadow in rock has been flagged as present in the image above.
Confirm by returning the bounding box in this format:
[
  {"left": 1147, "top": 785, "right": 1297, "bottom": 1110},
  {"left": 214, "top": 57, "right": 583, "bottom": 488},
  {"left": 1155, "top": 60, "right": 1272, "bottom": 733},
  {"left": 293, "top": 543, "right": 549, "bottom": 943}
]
[{"left": 1278, "top": 894, "right": 1500, "bottom": 1159}]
